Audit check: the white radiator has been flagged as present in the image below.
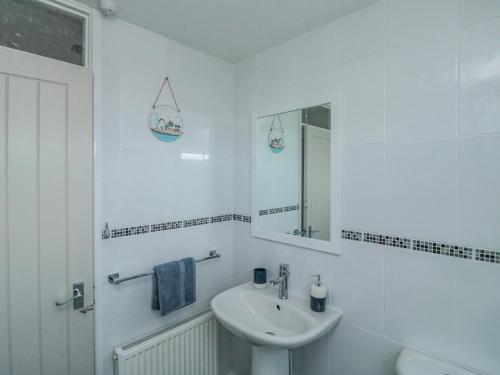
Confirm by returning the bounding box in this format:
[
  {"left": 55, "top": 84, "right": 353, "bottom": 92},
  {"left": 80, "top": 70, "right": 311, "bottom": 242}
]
[{"left": 114, "top": 309, "right": 218, "bottom": 375}]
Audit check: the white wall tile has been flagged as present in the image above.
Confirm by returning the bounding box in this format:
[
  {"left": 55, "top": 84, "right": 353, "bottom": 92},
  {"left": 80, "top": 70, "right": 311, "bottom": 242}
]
[
  {"left": 342, "top": 143, "right": 386, "bottom": 233},
  {"left": 294, "top": 333, "right": 331, "bottom": 375},
  {"left": 459, "top": 18, "right": 500, "bottom": 136},
  {"left": 234, "top": 57, "right": 258, "bottom": 97},
  {"left": 386, "top": 39, "right": 457, "bottom": 142},
  {"left": 458, "top": 135, "right": 500, "bottom": 249},
  {"left": 229, "top": 1, "right": 500, "bottom": 374},
  {"left": 459, "top": 0, "right": 500, "bottom": 27},
  {"left": 287, "top": 247, "right": 335, "bottom": 298},
  {"left": 452, "top": 260, "right": 500, "bottom": 374},
  {"left": 256, "top": 24, "right": 332, "bottom": 114},
  {"left": 230, "top": 335, "right": 252, "bottom": 375},
  {"left": 332, "top": 322, "right": 384, "bottom": 375},
  {"left": 386, "top": 0, "right": 458, "bottom": 47},
  {"left": 101, "top": 223, "right": 234, "bottom": 322},
  {"left": 233, "top": 225, "right": 294, "bottom": 285},
  {"left": 255, "top": 42, "right": 297, "bottom": 113},
  {"left": 290, "top": 23, "right": 333, "bottom": 107},
  {"left": 218, "top": 336, "right": 233, "bottom": 375},
  {"left": 332, "top": 241, "right": 385, "bottom": 334},
  {"left": 333, "top": 1, "right": 385, "bottom": 65},
  {"left": 384, "top": 248, "right": 455, "bottom": 358},
  {"left": 94, "top": 17, "right": 236, "bottom": 375},
  {"left": 233, "top": 154, "right": 251, "bottom": 214},
  {"left": 335, "top": 53, "right": 385, "bottom": 146},
  {"left": 385, "top": 140, "right": 457, "bottom": 243}
]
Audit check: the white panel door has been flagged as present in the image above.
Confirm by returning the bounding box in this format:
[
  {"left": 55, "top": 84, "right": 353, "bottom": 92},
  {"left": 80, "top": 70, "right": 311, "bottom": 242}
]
[
  {"left": 0, "top": 46, "right": 93, "bottom": 375},
  {"left": 304, "top": 124, "right": 331, "bottom": 241}
]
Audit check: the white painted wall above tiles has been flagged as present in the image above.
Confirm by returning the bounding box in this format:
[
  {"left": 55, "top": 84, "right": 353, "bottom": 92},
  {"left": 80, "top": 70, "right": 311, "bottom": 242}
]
[{"left": 233, "top": 1, "right": 500, "bottom": 375}]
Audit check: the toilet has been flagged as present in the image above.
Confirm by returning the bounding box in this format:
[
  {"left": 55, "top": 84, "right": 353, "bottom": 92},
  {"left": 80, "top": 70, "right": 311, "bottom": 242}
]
[{"left": 396, "top": 348, "right": 479, "bottom": 375}]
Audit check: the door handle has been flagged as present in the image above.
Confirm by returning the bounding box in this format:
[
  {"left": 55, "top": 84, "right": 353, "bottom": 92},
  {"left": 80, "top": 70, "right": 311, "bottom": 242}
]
[
  {"left": 55, "top": 288, "right": 82, "bottom": 306},
  {"left": 55, "top": 282, "right": 84, "bottom": 310}
]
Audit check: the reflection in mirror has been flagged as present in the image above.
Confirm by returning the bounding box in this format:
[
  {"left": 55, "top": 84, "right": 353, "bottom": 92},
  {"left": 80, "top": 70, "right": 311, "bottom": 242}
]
[{"left": 255, "top": 104, "right": 331, "bottom": 241}]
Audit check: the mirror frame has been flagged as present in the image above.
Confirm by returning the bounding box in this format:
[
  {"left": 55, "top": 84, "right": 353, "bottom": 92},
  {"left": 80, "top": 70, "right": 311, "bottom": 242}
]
[{"left": 251, "top": 94, "right": 342, "bottom": 255}]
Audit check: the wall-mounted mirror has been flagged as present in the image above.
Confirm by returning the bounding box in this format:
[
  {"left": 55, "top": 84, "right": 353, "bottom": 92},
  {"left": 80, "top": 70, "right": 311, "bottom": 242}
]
[{"left": 252, "top": 102, "right": 341, "bottom": 254}]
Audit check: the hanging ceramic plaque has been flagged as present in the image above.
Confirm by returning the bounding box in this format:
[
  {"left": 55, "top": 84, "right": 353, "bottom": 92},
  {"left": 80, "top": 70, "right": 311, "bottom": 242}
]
[
  {"left": 268, "top": 114, "right": 285, "bottom": 153},
  {"left": 148, "top": 77, "right": 184, "bottom": 142}
]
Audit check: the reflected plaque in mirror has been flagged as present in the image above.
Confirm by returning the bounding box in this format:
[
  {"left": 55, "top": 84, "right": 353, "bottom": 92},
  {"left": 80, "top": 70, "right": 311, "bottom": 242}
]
[{"left": 253, "top": 103, "right": 334, "bottom": 249}]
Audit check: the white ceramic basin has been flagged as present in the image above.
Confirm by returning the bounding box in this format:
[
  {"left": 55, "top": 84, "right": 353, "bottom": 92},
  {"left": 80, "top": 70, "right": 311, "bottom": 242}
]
[{"left": 211, "top": 282, "right": 342, "bottom": 349}]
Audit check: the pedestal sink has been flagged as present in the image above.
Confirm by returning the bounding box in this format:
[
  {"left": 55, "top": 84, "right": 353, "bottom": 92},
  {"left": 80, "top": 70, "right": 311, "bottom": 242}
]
[{"left": 211, "top": 282, "right": 342, "bottom": 375}]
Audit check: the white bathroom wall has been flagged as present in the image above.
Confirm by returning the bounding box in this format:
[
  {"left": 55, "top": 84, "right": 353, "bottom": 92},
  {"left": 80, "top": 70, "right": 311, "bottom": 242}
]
[
  {"left": 92, "top": 13, "right": 236, "bottom": 375},
  {"left": 233, "top": 1, "right": 500, "bottom": 374}
]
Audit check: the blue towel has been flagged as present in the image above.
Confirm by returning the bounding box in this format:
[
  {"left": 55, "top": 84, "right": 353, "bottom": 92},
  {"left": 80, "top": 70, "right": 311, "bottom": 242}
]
[{"left": 152, "top": 257, "right": 196, "bottom": 316}]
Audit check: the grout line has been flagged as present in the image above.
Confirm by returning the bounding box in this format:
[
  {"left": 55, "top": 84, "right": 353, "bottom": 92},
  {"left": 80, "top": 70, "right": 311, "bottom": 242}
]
[
  {"left": 451, "top": 257, "right": 458, "bottom": 359},
  {"left": 4, "top": 74, "right": 13, "bottom": 375},
  {"left": 36, "top": 80, "right": 43, "bottom": 375},
  {"left": 382, "top": 0, "right": 388, "bottom": 342},
  {"left": 64, "top": 83, "right": 71, "bottom": 375},
  {"left": 459, "top": 13, "right": 500, "bottom": 30},
  {"left": 455, "top": 0, "right": 461, "bottom": 258},
  {"left": 346, "top": 132, "right": 500, "bottom": 146},
  {"left": 332, "top": 50, "right": 386, "bottom": 69}
]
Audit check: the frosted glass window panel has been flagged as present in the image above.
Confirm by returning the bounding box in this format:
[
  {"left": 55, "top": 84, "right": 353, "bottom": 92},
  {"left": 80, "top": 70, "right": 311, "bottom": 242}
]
[{"left": 0, "top": 0, "right": 85, "bottom": 66}]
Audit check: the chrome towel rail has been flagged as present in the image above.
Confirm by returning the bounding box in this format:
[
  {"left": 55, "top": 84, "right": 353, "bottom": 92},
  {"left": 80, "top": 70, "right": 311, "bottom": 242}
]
[{"left": 107, "top": 250, "right": 221, "bottom": 285}]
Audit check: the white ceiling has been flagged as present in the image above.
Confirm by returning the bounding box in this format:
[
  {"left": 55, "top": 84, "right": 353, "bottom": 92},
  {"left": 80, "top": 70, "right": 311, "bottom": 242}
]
[{"left": 77, "top": 0, "right": 378, "bottom": 63}]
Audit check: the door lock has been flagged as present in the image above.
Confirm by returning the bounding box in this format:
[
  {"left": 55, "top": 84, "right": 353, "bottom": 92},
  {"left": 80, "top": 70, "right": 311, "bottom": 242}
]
[{"left": 80, "top": 304, "right": 94, "bottom": 314}]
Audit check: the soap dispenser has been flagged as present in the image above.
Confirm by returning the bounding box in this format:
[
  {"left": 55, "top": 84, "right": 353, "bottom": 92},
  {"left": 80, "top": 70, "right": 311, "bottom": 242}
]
[{"left": 310, "top": 274, "right": 326, "bottom": 312}]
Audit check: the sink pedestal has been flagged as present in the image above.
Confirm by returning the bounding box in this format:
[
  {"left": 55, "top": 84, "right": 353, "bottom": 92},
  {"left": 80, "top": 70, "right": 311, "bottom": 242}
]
[{"left": 251, "top": 346, "right": 289, "bottom": 375}]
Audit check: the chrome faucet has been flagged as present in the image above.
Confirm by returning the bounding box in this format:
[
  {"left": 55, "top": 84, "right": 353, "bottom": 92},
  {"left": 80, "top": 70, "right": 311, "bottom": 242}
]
[{"left": 271, "top": 263, "right": 289, "bottom": 299}]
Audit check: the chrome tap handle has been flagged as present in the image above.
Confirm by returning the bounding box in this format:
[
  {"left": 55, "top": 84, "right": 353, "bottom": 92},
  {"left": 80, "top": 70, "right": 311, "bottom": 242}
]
[
  {"left": 279, "top": 263, "right": 289, "bottom": 276},
  {"left": 271, "top": 275, "right": 286, "bottom": 285}
]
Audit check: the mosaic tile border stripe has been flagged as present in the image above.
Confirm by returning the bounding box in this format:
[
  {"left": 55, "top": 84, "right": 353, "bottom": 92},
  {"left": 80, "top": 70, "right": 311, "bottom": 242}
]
[
  {"left": 233, "top": 214, "right": 252, "bottom": 223},
  {"left": 475, "top": 249, "right": 500, "bottom": 264},
  {"left": 151, "top": 221, "right": 182, "bottom": 232},
  {"left": 103, "top": 221, "right": 499, "bottom": 266},
  {"left": 413, "top": 240, "right": 473, "bottom": 259},
  {"left": 211, "top": 214, "right": 233, "bottom": 223},
  {"left": 183, "top": 217, "right": 210, "bottom": 227},
  {"left": 259, "top": 205, "right": 299, "bottom": 216},
  {"left": 110, "top": 225, "right": 150, "bottom": 238},
  {"left": 103, "top": 213, "right": 252, "bottom": 239},
  {"left": 342, "top": 229, "right": 499, "bottom": 265}
]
